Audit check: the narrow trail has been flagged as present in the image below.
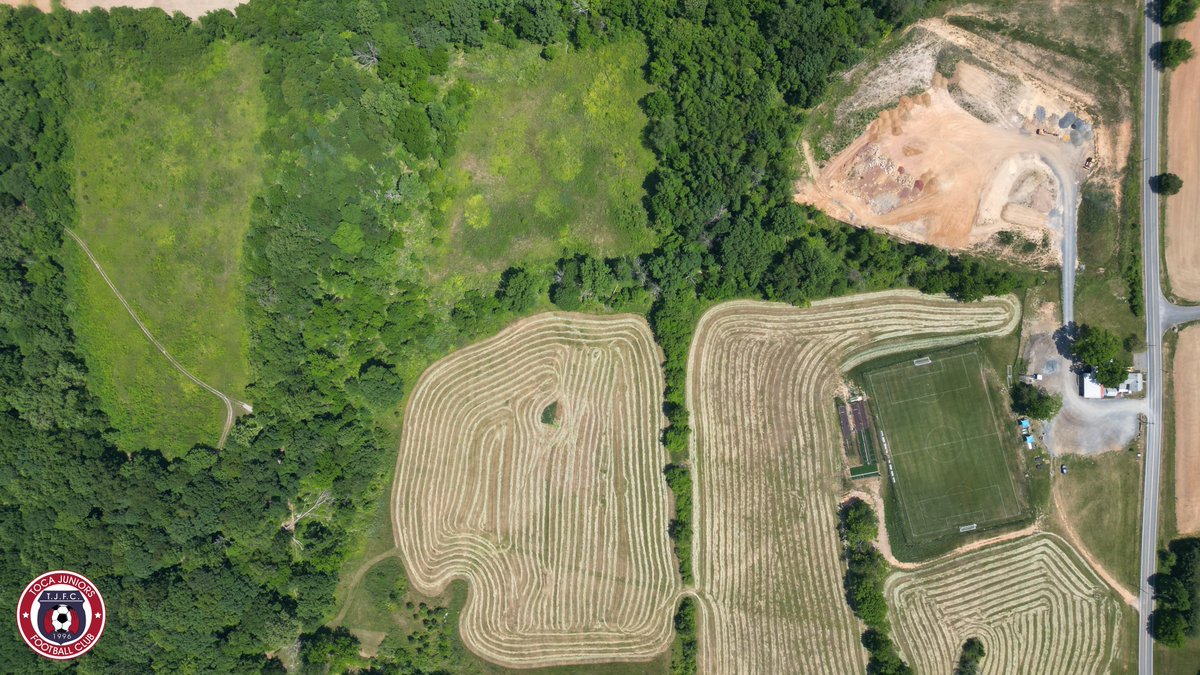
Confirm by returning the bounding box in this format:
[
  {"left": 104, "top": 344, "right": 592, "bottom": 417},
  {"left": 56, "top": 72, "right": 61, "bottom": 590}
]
[
  {"left": 65, "top": 228, "right": 251, "bottom": 448},
  {"left": 332, "top": 548, "right": 401, "bottom": 625}
]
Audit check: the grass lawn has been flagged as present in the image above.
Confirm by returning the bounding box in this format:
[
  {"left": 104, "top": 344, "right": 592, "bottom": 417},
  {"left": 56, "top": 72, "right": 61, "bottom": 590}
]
[
  {"left": 859, "top": 342, "right": 1029, "bottom": 552},
  {"left": 66, "top": 41, "right": 264, "bottom": 454},
  {"left": 1052, "top": 451, "right": 1144, "bottom": 592},
  {"left": 1076, "top": 184, "right": 1144, "bottom": 343},
  {"left": 437, "top": 35, "right": 657, "bottom": 283}
]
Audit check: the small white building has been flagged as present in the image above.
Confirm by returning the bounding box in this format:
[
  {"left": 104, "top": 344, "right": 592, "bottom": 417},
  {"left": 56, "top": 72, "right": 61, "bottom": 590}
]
[{"left": 1080, "top": 370, "right": 1144, "bottom": 399}]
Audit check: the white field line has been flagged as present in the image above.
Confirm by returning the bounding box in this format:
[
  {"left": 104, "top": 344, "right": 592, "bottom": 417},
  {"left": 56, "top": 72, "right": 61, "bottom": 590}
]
[
  {"left": 391, "top": 313, "right": 679, "bottom": 668},
  {"left": 65, "top": 228, "right": 251, "bottom": 448},
  {"left": 685, "top": 291, "right": 1021, "bottom": 674}
]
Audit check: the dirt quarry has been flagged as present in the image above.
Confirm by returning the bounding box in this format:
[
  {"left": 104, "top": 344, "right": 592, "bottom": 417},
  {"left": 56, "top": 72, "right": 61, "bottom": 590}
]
[
  {"left": 799, "top": 67, "right": 1089, "bottom": 259},
  {"left": 798, "top": 19, "right": 1119, "bottom": 263},
  {"left": 0, "top": 0, "right": 239, "bottom": 18}
]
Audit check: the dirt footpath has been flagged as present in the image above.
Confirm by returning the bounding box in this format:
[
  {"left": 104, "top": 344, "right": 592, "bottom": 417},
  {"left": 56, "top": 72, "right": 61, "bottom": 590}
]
[
  {"left": 1175, "top": 326, "right": 1200, "bottom": 533},
  {"left": 1, "top": 0, "right": 239, "bottom": 18},
  {"left": 1166, "top": 18, "right": 1200, "bottom": 301}
]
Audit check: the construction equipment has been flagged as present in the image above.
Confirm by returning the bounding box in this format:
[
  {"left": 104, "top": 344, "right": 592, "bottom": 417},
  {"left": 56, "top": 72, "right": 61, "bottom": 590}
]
[
  {"left": 1037, "top": 128, "right": 1061, "bottom": 137},
  {"left": 1084, "top": 156, "right": 1095, "bottom": 170}
]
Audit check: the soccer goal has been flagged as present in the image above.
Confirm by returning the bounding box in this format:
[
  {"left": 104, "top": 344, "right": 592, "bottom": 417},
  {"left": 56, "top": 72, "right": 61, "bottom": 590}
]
[{"left": 912, "top": 357, "right": 932, "bottom": 366}]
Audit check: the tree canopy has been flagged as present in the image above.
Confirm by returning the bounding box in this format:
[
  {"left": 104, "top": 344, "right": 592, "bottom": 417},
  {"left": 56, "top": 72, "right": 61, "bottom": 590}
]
[
  {"left": 1010, "top": 382, "right": 1063, "bottom": 420},
  {"left": 1155, "top": 172, "right": 1185, "bottom": 195},
  {"left": 1157, "top": 39, "right": 1195, "bottom": 69},
  {"left": 1072, "top": 324, "right": 1133, "bottom": 388}
]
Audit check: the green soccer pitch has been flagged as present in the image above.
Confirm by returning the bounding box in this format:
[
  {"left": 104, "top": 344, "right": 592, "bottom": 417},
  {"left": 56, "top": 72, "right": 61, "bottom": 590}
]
[{"left": 861, "top": 343, "right": 1028, "bottom": 545}]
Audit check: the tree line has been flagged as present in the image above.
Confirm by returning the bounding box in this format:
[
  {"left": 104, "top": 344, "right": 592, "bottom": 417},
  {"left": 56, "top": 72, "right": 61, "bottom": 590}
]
[
  {"left": 1151, "top": 537, "right": 1200, "bottom": 647},
  {"left": 839, "top": 499, "right": 912, "bottom": 674}
]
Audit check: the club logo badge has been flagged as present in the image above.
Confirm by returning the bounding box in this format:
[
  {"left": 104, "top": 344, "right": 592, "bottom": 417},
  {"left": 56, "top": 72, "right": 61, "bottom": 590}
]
[{"left": 16, "top": 571, "right": 105, "bottom": 660}]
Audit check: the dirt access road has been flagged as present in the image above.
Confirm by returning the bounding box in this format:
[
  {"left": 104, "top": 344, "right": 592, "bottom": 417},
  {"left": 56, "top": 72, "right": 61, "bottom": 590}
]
[
  {"left": 0, "top": 0, "right": 239, "bottom": 18},
  {"left": 1165, "top": 18, "right": 1200, "bottom": 301}
]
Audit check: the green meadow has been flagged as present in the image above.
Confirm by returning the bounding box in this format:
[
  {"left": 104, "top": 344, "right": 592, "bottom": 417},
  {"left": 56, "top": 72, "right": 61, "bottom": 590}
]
[
  {"left": 67, "top": 41, "right": 264, "bottom": 454},
  {"left": 439, "top": 36, "right": 657, "bottom": 282}
]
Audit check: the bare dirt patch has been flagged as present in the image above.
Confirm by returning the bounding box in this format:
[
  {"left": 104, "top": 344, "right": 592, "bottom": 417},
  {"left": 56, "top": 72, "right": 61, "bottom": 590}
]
[
  {"left": 1, "top": 0, "right": 240, "bottom": 17},
  {"left": 798, "top": 70, "right": 1087, "bottom": 259},
  {"left": 392, "top": 313, "right": 679, "bottom": 668},
  {"left": 1174, "top": 326, "right": 1200, "bottom": 534},
  {"left": 1165, "top": 19, "right": 1200, "bottom": 301},
  {"left": 687, "top": 291, "right": 1019, "bottom": 673}
]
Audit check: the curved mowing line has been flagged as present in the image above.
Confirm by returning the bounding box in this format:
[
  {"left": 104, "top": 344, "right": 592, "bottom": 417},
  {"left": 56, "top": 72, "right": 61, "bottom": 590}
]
[
  {"left": 686, "top": 291, "right": 1021, "bottom": 674},
  {"left": 392, "top": 313, "right": 680, "bottom": 668},
  {"left": 66, "top": 228, "right": 251, "bottom": 448},
  {"left": 885, "top": 533, "right": 1123, "bottom": 674}
]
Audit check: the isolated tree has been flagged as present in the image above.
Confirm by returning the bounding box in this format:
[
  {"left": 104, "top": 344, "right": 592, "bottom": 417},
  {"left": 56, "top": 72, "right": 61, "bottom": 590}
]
[
  {"left": 1155, "top": 172, "right": 1185, "bottom": 196},
  {"left": 955, "top": 638, "right": 987, "bottom": 674},
  {"left": 1158, "top": 39, "right": 1195, "bottom": 69},
  {"left": 1073, "top": 324, "right": 1133, "bottom": 387},
  {"left": 1010, "top": 382, "right": 1063, "bottom": 420}
]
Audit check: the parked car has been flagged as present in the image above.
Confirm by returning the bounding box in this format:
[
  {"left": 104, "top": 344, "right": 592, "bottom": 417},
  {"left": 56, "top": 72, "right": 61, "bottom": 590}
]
[{"left": 1060, "top": 464, "right": 1068, "bottom": 475}]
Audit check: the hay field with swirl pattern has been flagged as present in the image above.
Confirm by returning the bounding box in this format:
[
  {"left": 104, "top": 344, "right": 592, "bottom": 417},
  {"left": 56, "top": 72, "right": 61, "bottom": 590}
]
[
  {"left": 392, "top": 313, "right": 679, "bottom": 668},
  {"left": 686, "top": 291, "right": 1020, "bottom": 673}
]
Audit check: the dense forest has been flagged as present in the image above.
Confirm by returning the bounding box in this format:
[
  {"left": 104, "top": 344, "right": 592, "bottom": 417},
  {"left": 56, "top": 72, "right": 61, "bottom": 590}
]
[{"left": 0, "top": 0, "right": 1026, "bottom": 671}]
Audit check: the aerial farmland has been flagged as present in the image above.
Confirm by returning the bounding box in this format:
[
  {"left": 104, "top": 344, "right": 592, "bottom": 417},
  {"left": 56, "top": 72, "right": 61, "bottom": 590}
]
[{"left": 0, "top": 0, "right": 1184, "bottom": 672}]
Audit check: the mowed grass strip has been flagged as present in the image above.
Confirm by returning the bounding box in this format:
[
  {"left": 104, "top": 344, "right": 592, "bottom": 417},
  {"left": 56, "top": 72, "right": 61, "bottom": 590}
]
[
  {"left": 67, "top": 41, "right": 264, "bottom": 453},
  {"left": 861, "top": 343, "right": 1027, "bottom": 543},
  {"left": 439, "top": 36, "right": 657, "bottom": 280}
]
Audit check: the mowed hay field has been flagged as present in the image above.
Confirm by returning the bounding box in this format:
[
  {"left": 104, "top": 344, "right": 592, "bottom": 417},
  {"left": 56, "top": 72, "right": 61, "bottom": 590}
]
[
  {"left": 1165, "top": 18, "right": 1200, "bottom": 301},
  {"left": 687, "top": 291, "right": 1020, "bottom": 673},
  {"left": 393, "top": 313, "right": 679, "bottom": 668},
  {"left": 887, "top": 534, "right": 1127, "bottom": 674},
  {"left": 860, "top": 343, "right": 1027, "bottom": 547},
  {"left": 439, "top": 36, "right": 657, "bottom": 280},
  {"left": 1174, "top": 325, "right": 1200, "bottom": 534},
  {"left": 67, "top": 41, "right": 263, "bottom": 454}
]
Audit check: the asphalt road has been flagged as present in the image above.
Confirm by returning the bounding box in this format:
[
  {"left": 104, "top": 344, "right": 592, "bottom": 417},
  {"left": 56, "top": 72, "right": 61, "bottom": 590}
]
[
  {"left": 1053, "top": 160, "right": 1079, "bottom": 326},
  {"left": 1138, "top": 9, "right": 1164, "bottom": 675}
]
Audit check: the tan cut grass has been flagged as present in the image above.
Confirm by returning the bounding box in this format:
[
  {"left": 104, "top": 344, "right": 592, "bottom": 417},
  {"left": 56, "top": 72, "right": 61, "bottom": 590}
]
[
  {"left": 392, "top": 313, "right": 679, "bottom": 668},
  {"left": 886, "top": 533, "right": 1125, "bottom": 674},
  {"left": 1165, "top": 19, "right": 1200, "bottom": 301},
  {"left": 1175, "top": 325, "right": 1200, "bottom": 534},
  {"left": 687, "top": 290, "right": 1020, "bottom": 673}
]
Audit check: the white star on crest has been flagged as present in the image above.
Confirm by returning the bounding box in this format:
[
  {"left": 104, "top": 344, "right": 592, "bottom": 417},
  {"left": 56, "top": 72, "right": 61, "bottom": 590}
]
[
  {"left": 94, "top": 612, "right": 101, "bottom": 618},
  {"left": 22, "top": 612, "right": 28, "bottom": 619}
]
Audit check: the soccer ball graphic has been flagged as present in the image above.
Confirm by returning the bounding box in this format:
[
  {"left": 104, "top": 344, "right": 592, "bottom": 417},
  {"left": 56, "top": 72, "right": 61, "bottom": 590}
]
[{"left": 50, "top": 606, "right": 72, "bottom": 632}]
